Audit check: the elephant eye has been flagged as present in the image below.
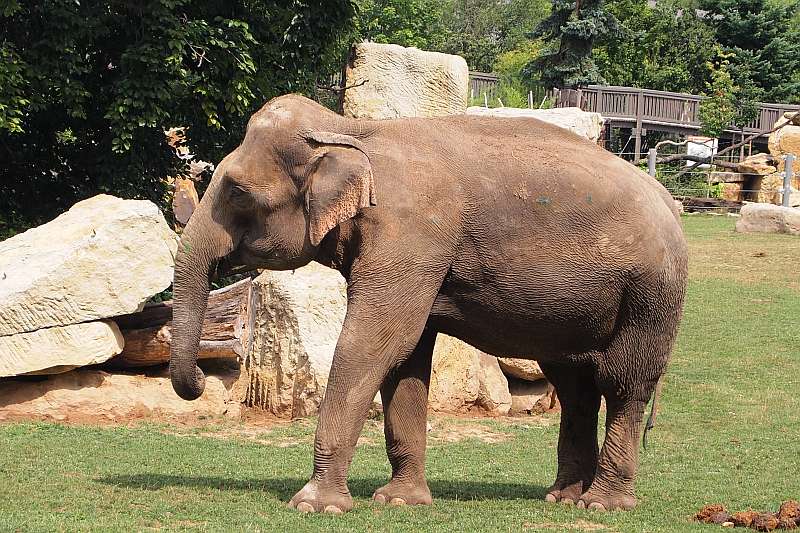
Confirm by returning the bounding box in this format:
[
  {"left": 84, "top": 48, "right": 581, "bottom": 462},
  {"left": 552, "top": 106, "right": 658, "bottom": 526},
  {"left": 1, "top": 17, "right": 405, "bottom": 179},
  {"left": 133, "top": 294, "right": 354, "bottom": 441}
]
[{"left": 229, "top": 184, "right": 253, "bottom": 207}]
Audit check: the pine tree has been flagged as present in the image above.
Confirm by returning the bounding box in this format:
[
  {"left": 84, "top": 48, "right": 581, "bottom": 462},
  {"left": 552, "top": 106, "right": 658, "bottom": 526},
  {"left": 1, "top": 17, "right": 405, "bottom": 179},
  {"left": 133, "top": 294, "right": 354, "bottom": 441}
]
[
  {"left": 699, "top": 0, "right": 800, "bottom": 103},
  {"left": 524, "top": 0, "right": 619, "bottom": 89}
]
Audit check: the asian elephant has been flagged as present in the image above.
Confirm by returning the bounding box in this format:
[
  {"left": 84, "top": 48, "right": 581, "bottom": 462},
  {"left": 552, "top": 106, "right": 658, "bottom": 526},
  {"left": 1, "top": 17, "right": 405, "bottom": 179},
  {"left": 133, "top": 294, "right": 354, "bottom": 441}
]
[{"left": 169, "top": 94, "right": 688, "bottom": 514}]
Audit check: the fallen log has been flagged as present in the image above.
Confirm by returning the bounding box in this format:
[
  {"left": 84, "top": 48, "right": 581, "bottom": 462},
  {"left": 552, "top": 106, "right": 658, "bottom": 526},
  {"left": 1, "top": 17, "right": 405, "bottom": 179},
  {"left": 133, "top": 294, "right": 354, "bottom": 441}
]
[{"left": 108, "top": 278, "right": 252, "bottom": 368}]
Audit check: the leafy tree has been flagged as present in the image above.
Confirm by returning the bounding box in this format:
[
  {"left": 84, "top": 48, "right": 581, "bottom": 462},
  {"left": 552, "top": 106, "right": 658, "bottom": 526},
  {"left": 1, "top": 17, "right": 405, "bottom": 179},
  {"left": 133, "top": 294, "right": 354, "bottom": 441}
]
[
  {"left": 525, "top": 0, "right": 620, "bottom": 89},
  {"left": 698, "top": 0, "right": 800, "bottom": 103},
  {"left": 355, "top": 0, "right": 446, "bottom": 49},
  {"left": 0, "top": 0, "right": 356, "bottom": 235},
  {"left": 594, "top": 0, "right": 717, "bottom": 95},
  {"left": 438, "top": 0, "right": 550, "bottom": 72},
  {"left": 698, "top": 55, "right": 737, "bottom": 138}
]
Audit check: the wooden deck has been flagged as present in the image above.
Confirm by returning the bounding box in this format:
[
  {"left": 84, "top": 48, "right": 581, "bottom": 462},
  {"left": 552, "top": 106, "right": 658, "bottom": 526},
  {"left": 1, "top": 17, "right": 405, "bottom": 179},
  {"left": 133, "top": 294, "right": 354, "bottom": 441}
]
[
  {"left": 556, "top": 85, "right": 800, "bottom": 137},
  {"left": 468, "top": 73, "right": 800, "bottom": 159}
]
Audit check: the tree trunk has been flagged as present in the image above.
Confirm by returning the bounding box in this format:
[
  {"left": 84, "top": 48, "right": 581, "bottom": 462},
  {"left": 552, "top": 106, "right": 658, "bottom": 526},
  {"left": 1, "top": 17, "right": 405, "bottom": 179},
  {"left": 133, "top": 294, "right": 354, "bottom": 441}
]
[{"left": 109, "top": 278, "right": 252, "bottom": 369}]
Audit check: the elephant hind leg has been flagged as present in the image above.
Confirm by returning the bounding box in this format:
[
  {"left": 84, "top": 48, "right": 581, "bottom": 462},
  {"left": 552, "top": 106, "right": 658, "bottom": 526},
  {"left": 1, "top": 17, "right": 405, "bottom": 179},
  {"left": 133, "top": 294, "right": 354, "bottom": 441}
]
[
  {"left": 540, "top": 362, "right": 601, "bottom": 505},
  {"left": 373, "top": 327, "right": 436, "bottom": 506},
  {"left": 577, "top": 292, "right": 678, "bottom": 511}
]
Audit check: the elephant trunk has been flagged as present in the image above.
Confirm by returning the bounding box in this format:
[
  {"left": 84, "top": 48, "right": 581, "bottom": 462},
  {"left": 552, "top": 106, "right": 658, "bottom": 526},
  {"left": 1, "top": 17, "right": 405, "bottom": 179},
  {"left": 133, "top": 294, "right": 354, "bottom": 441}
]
[{"left": 169, "top": 210, "right": 234, "bottom": 401}]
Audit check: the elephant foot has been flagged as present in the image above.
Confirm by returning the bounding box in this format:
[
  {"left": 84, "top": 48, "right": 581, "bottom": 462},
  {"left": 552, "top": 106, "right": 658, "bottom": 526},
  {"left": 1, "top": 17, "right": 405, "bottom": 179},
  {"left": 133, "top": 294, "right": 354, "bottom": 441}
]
[
  {"left": 372, "top": 478, "right": 432, "bottom": 506},
  {"left": 288, "top": 479, "right": 354, "bottom": 514},
  {"left": 544, "top": 479, "right": 587, "bottom": 505},
  {"left": 576, "top": 488, "right": 637, "bottom": 511}
]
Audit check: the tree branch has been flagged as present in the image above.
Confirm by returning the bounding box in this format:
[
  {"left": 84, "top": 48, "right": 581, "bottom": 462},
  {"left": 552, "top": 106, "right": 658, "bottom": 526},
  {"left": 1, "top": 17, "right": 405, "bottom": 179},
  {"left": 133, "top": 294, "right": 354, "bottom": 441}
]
[{"left": 316, "top": 78, "right": 369, "bottom": 93}]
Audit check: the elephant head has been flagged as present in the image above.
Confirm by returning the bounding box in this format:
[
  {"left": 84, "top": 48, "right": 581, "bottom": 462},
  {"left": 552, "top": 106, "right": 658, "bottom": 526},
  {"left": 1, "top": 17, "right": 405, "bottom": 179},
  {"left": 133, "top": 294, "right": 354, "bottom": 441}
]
[{"left": 169, "top": 95, "right": 377, "bottom": 400}]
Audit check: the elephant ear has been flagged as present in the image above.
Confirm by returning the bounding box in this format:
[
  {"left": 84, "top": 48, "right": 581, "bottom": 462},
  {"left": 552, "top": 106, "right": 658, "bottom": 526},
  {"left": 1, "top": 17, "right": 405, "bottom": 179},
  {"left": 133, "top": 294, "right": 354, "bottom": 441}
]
[{"left": 302, "top": 131, "right": 377, "bottom": 246}]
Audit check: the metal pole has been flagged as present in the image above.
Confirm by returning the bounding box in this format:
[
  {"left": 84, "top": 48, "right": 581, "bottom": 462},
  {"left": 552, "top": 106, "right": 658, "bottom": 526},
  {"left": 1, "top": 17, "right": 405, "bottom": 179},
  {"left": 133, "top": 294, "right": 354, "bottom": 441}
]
[
  {"left": 783, "top": 153, "right": 794, "bottom": 207},
  {"left": 648, "top": 148, "right": 657, "bottom": 177}
]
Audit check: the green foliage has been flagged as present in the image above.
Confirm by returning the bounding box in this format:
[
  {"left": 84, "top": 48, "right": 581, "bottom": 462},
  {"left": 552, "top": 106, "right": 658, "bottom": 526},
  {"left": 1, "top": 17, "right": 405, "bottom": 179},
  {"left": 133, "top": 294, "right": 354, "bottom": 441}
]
[
  {"left": 699, "top": 0, "right": 800, "bottom": 103},
  {"left": 355, "top": 0, "right": 446, "bottom": 49},
  {"left": 0, "top": 0, "right": 356, "bottom": 234},
  {"left": 525, "top": 0, "right": 620, "bottom": 89},
  {"left": 437, "top": 0, "right": 550, "bottom": 72},
  {"left": 594, "top": 0, "right": 718, "bottom": 94},
  {"left": 699, "top": 55, "right": 738, "bottom": 138}
]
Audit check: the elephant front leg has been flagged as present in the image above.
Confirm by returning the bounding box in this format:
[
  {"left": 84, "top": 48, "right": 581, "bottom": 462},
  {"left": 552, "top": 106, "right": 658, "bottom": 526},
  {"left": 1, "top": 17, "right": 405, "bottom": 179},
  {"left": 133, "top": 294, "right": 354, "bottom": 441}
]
[
  {"left": 288, "top": 258, "right": 446, "bottom": 514},
  {"left": 373, "top": 327, "right": 436, "bottom": 507},
  {"left": 288, "top": 342, "right": 386, "bottom": 514}
]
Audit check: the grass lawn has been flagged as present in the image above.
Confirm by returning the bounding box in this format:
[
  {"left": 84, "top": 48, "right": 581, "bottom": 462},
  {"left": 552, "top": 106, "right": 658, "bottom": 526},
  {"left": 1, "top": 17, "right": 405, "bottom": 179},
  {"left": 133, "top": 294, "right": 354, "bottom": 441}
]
[{"left": 1, "top": 215, "right": 799, "bottom": 532}]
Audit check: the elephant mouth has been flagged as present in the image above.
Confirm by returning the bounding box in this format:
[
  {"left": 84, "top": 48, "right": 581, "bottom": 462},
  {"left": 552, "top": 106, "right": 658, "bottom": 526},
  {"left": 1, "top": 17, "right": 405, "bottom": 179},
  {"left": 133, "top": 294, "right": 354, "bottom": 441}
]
[{"left": 212, "top": 252, "right": 259, "bottom": 282}]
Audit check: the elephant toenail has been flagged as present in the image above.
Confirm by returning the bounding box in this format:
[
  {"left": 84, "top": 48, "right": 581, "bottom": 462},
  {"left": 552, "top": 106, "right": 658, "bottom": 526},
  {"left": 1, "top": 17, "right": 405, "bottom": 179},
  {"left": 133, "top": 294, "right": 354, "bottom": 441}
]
[
  {"left": 588, "top": 502, "right": 606, "bottom": 511},
  {"left": 373, "top": 493, "right": 387, "bottom": 504},
  {"left": 576, "top": 500, "right": 586, "bottom": 509},
  {"left": 389, "top": 497, "right": 407, "bottom": 506},
  {"left": 545, "top": 493, "right": 558, "bottom": 503},
  {"left": 323, "top": 505, "right": 343, "bottom": 514},
  {"left": 296, "top": 502, "right": 315, "bottom": 513}
]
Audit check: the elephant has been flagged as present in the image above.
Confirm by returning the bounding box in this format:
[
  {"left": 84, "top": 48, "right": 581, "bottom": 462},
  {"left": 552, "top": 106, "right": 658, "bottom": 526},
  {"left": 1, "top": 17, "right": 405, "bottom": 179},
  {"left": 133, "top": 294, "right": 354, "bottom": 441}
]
[{"left": 169, "top": 94, "right": 688, "bottom": 514}]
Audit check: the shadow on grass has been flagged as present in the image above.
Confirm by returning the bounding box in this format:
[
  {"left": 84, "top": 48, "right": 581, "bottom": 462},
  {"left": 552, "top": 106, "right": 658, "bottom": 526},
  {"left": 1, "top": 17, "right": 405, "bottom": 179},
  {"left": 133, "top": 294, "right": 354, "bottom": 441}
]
[{"left": 97, "top": 474, "right": 549, "bottom": 502}]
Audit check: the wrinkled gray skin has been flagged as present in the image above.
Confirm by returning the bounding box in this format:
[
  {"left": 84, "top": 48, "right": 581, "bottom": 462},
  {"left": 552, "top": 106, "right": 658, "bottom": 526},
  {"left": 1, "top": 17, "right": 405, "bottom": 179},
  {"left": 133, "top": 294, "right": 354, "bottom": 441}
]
[{"left": 170, "top": 94, "right": 688, "bottom": 514}]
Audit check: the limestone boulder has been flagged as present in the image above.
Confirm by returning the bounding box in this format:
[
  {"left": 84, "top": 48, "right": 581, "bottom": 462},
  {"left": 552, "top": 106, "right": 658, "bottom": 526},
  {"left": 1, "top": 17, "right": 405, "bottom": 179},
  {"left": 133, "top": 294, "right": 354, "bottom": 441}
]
[
  {"left": 769, "top": 112, "right": 800, "bottom": 157},
  {"left": 498, "top": 357, "right": 544, "bottom": 381},
  {"left": 738, "top": 153, "right": 777, "bottom": 176},
  {"left": 0, "top": 321, "right": 124, "bottom": 377},
  {"left": 755, "top": 174, "right": 800, "bottom": 207},
  {"left": 429, "top": 336, "right": 511, "bottom": 415},
  {"left": 736, "top": 203, "right": 800, "bottom": 236},
  {"left": 0, "top": 194, "right": 177, "bottom": 336},
  {"left": 243, "top": 264, "right": 512, "bottom": 417},
  {"left": 476, "top": 353, "right": 512, "bottom": 416},
  {"left": 0, "top": 369, "right": 239, "bottom": 423},
  {"left": 343, "top": 42, "right": 468, "bottom": 119},
  {"left": 466, "top": 106, "right": 605, "bottom": 143},
  {"left": 428, "top": 334, "right": 481, "bottom": 413},
  {"left": 508, "top": 378, "right": 551, "bottom": 414},
  {"left": 243, "top": 264, "right": 347, "bottom": 418}
]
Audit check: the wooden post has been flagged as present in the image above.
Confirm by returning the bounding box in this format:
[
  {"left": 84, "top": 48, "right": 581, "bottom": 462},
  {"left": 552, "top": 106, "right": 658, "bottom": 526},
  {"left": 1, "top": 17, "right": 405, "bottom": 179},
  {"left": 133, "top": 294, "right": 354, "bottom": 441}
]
[
  {"left": 783, "top": 154, "right": 795, "bottom": 207},
  {"left": 634, "top": 90, "right": 644, "bottom": 161},
  {"left": 648, "top": 149, "right": 657, "bottom": 177}
]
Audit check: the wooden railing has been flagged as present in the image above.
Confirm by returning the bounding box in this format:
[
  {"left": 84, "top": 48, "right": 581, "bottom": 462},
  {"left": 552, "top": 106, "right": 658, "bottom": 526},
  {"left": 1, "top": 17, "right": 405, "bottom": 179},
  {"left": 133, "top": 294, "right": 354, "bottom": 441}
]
[
  {"left": 554, "top": 85, "right": 800, "bottom": 136},
  {"left": 468, "top": 73, "right": 800, "bottom": 138}
]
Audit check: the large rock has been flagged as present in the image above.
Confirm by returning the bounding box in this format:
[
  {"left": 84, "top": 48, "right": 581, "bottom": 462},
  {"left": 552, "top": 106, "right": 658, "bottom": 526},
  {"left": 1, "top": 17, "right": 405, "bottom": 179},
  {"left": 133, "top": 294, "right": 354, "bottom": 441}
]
[
  {"left": 738, "top": 153, "right": 778, "bottom": 176},
  {"left": 498, "top": 357, "right": 545, "bottom": 381},
  {"left": 244, "top": 264, "right": 512, "bottom": 417},
  {"left": 466, "top": 106, "right": 605, "bottom": 143},
  {"left": 769, "top": 113, "right": 800, "bottom": 158},
  {"left": 508, "top": 377, "right": 551, "bottom": 414},
  {"left": 429, "top": 336, "right": 511, "bottom": 416},
  {"left": 476, "top": 353, "right": 512, "bottom": 416},
  {"left": 343, "top": 42, "right": 468, "bottom": 119},
  {"left": 428, "top": 334, "right": 480, "bottom": 413},
  {"left": 0, "top": 321, "right": 124, "bottom": 377},
  {"left": 0, "top": 194, "right": 177, "bottom": 336},
  {"left": 755, "top": 174, "right": 800, "bottom": 207},
  {"left": 243, "top": 264, "right": 346, "bottom": 418},
  {"left": 0, "top": 369, "right": 239, "bottom": 422},
  {"left": 736, "top": 203, "right": 800, "bottom": 235}
]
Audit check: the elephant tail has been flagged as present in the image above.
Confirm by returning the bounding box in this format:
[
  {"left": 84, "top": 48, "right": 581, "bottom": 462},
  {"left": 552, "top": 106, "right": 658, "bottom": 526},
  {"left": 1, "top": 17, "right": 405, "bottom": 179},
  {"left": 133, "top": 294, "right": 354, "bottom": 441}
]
[{"left": 642, "top": 377, "right": 664, "bottom": 450}]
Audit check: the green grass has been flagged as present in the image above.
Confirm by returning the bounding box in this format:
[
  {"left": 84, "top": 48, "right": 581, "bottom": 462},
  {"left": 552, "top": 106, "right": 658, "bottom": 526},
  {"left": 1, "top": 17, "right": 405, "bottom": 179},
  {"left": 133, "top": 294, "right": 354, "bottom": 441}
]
[{"left": 1, "top": 215, "right": 799, "bottom": 532}]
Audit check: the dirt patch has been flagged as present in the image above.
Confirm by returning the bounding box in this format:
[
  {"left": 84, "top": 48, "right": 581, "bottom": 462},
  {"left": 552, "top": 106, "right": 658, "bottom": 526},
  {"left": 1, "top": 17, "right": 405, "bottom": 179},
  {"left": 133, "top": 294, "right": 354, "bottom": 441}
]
[
  {"left": 694, "top": 501, "right": 800, "bottom": 531},
  {"left": 523, "top": 519, "right": 614, "bottom": 531},
  {"left": 430, "top": 423, "right": 511, "bottom": 444}
]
